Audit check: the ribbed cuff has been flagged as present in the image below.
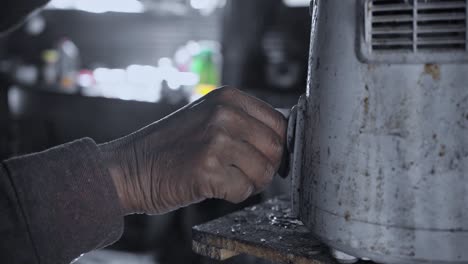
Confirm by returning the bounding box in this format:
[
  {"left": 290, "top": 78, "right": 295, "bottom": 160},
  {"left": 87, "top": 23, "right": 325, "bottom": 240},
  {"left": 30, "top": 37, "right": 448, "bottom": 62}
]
[{"left": 4, "top": 138, "right": 124, "bottom": 264}]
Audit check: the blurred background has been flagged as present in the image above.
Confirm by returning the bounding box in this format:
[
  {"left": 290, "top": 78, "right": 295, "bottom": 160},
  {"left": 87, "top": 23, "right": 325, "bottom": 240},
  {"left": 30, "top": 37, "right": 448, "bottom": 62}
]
[{"left": 0, "top": 0, "right": 310, "bottom": 263}]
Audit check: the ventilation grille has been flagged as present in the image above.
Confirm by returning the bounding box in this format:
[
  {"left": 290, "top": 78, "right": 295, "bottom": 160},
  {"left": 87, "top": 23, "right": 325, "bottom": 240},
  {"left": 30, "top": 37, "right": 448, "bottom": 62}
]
[{"left": 368, "top": 0, "right": 467, "bottom": 52}]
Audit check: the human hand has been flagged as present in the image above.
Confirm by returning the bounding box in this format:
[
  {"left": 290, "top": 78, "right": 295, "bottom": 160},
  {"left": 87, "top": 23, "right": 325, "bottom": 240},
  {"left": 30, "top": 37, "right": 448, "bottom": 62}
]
[{"left": 100, "top": 87, "right": 287, "bottom": 215}]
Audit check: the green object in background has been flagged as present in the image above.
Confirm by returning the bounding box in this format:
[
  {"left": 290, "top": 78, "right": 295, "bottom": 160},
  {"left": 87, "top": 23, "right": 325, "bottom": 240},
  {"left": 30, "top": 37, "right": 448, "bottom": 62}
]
[{"left": 191, "top": 50, "right": 219, "bottom": 87}]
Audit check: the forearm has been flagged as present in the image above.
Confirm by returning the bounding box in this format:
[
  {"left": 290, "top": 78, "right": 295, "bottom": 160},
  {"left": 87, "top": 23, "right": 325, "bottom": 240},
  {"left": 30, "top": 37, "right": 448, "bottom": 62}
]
[{"left": 0, "top": 138, "right": 124, "bottom": 264}]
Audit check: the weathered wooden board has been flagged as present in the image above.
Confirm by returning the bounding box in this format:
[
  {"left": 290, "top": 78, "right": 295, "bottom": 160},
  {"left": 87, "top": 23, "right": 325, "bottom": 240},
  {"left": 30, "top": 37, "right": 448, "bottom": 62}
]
[{"left": 192, "top": 196, "right": 343, "bottom": 264}]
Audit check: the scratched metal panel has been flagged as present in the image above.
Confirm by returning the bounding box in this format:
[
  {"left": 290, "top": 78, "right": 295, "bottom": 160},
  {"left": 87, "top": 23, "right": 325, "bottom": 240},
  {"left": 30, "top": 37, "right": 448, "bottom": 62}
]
[{"left": 295, "top": 0, "right": 468, "bottom": 263}]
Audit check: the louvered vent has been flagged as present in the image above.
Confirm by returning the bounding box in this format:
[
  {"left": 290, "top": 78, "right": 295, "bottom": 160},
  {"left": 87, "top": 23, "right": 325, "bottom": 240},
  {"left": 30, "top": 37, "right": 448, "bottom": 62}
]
[{"left": 363, "top": 0, "right": 468, "bottom": 58}]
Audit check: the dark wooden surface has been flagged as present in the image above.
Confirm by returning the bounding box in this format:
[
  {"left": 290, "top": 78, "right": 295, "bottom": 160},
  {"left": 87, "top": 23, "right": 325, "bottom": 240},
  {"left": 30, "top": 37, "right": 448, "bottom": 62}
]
[{"left": 192, "top": 196, "right": 339, "bottom": 264}]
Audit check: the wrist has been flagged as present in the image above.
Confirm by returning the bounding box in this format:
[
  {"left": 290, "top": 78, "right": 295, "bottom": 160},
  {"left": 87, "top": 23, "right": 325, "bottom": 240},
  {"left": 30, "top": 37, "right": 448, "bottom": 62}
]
[{"left": 98, "top": 143, "right": 135, "bottom": 215}]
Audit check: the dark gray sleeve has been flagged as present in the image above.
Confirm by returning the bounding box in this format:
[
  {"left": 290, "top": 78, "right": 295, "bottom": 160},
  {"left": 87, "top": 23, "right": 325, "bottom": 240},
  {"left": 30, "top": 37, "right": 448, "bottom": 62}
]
[{"left": 0, "top": 138, "right": 124, "bottom": 264}]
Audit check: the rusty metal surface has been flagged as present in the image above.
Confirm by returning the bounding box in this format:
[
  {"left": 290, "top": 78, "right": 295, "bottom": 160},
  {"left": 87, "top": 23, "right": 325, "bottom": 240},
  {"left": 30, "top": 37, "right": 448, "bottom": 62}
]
[
  {"left": 295, "top": 0, "right": 468, "bottom": 263},
  {"left": 192, "top": 196, "right": 346, "bottom": 264}
]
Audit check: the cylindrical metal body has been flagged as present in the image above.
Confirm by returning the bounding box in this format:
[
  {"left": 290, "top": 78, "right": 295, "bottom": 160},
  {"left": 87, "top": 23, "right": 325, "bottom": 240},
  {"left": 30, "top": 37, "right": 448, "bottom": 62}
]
[{"left": 296, "top": 0, "right": 468, "bottom": 263}]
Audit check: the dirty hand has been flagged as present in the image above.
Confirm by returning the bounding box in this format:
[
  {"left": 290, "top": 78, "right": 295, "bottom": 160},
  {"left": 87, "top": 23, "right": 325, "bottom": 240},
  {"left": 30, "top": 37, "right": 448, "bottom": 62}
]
[{"left": 99, "top": 87, "right": 287, "bottom": 215}]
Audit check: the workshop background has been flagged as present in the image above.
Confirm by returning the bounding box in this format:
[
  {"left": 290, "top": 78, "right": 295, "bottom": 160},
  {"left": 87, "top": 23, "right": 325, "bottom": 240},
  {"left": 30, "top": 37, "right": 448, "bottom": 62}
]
[{"left": 0, "top": 0, "right": 310, "bottom": 263}]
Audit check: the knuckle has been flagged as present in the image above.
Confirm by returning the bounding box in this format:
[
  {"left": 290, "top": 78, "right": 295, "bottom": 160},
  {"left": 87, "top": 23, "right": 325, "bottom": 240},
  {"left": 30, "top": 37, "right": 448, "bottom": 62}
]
[
  {"left": 214, "top": 131, "right": 229, "bottom": 145},
  {"left": 212, "top": 104, "right": 235, "bottom": 122},
  {"left": 199, "top": 151, "right": 220, "bottom": 172},
  {"left": 208, "top": 128, "right": 230, "bottom": 147},
  {"left": 205, "top": 155, "right": 219, "bottom": 171}
]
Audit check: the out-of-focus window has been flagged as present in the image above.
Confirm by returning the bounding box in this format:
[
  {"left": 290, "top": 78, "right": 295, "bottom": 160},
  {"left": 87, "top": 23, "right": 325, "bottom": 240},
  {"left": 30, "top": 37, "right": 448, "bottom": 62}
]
[
  {"left": 283, "top": 0, "right": 309, "bottom": 7},
  {"left": 46, "top": 0, "right": 145, "bottom": 13}
]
